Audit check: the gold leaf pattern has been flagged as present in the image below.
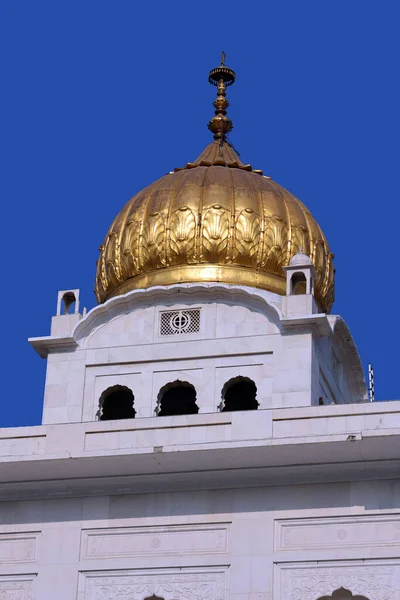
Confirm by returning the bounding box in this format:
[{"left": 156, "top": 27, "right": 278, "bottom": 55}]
[
  {"left": 121, "top": 219, "right": 141, "bottom": 278},
  {"left": 234, "top": 209, "right": 260, "bottom": 266},
  {"left": 261, "top": 216, "right": 289, "bottom": 275},
  {"left": 201, "top": 205, "right": 230, "bottom": 262},
  {"left": 95, "top": 165, "right": 335, "bottom": 312},
  {"left": 104, "top": 232, "right": 121, "bottom": 289},
  {"left": 292, "top": 226, "right": 310, "bottom": 256},
  {"left": 313, "top": 239, "right": 326, "bottom": 299},
  {"left": 96, "top": 245, "right": 107, "bottom": 299},
  {"left": 169, "top": 207, "right": 197, "bottom": 264},
  {"left": 140, "top": 213, "right": 166, "bottom": 270}
]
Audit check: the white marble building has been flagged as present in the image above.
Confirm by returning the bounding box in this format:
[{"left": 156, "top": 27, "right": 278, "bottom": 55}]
[{"left": 1, "top": 60, "right": 400, "bottom": 600}]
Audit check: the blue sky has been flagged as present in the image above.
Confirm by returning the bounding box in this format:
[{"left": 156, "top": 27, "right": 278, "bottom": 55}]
[{"left": 1, "top": 1, "right": 399, "bottom": 426}]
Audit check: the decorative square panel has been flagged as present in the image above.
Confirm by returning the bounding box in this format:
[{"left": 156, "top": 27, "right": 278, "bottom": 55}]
[{"left": 159, "top": 309, "right": 201, "bottom": 336}]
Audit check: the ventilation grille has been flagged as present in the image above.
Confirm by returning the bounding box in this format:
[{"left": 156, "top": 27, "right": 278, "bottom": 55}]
[{"left": 160, "top": 309, "right": 201, "bottom": 336}]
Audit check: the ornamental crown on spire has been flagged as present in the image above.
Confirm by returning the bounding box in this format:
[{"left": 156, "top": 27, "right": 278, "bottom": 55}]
[{"left": 207, "top": 52, "right": 236, "bottom": 141}]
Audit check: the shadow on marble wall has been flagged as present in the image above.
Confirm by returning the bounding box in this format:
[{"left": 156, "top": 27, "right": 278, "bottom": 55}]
[{"left": 1, "top": 479, "right": 400, "bottom": 525}]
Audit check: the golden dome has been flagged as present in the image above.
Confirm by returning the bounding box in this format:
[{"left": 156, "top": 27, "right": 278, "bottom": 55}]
[{"left": 95, "top": 58, "right": 335, "bottom": 312}]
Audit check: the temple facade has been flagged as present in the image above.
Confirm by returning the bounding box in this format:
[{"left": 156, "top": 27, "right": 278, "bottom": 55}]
[{"left": 1, "top": 58, "right": 400, "bottom": 600}]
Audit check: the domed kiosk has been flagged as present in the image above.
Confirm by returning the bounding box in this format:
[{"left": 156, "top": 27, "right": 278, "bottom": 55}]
[
  {"left": 95, "top": 59, "right": 334, "bottom": 313},
  {"left": 7, "top": 57, "right": 398, "bottom": 600}
]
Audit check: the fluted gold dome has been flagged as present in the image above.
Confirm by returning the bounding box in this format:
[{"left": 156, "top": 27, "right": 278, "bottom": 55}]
[{"left": 95, "top": 58, "right": 335, "bottom": 312}]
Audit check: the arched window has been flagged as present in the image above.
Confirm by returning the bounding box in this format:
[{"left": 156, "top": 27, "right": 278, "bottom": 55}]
[
  {"left": 98, "top": 385, "right": 136, "bottom": 420},
  {"left": 157, "top": 380, "right": 199, "bottom": 416},
  {"left": 61, "top": 291, "right": 76, "bottom": 314},
  {"left": 291, "top": 271, "right": 307, "bottom": 295},
  {"left": 318, "top": 588, "right": 369, "bottom": 600},
  {"left": 221, "top": 377, "right": 259, "bottom": 412}
]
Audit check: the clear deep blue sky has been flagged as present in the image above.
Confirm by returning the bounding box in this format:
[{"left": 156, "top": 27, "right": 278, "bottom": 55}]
[{"left": 1, "top": 1, "right": 399, "bottom": 426}]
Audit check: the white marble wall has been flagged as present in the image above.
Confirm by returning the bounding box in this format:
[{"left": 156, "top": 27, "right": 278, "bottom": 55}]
[
  {"left": 1, "top": 480, "right": 400, "bottom": 599},
  {"left": 34, "top": 285, "right": 367, "bottom": 424},
  {"left": 41, "top": 295, "right": 317, "bottom": 424},
  {"left": 6, "top": 284, "right": 386, "bottom": 600}
]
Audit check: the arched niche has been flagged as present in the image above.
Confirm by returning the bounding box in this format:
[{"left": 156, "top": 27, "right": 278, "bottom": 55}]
[
  {"left": 220, "top": 376, "right": 259, "bottom": 412},
  {"left": 56, "top": 288, "right": 80, "bottom": 316},
  {"left": 62, "top": 291, "right": 76, "bottom": 314},
  {"left": 157, "top": 380, "right": 199, "bottom": 416},
  {"left": 319, "top": 588, "right": 369, "bottom": 600},
  {"left": 291, "top": 271, "right": 308, "bottom": 295},
  {"left": 98, "top": 385, "right": 136, "bottom": 420}
]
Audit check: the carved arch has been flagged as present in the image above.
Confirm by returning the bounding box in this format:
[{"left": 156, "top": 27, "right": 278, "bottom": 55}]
[
  {"left": 290, "top": 271, "right": 307, "bottom": 295},
  {"left": 220, "top": 376, "right": 258, "bottom": 412},
  {"left": 156, "top": 380, "right": 199, "bottom": 417},
  {"left": 98, "top": 385, "right": 136, "bottom": 421},
  {"left": 61, "top": 291, "right": 76, "bottom": 314},
  {"left": 319, "top": 588, "right": 369, "bottom": 600},
  {"left": 280, "top": 564, "right": 397, "bottom": 600},
  {"left": 84, "top": 570, "right": 225, "bottom": 600}
]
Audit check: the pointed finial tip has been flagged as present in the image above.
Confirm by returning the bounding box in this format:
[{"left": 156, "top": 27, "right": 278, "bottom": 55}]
[{"left": 207, "top": 55, "right": 235, "bottom": 141}]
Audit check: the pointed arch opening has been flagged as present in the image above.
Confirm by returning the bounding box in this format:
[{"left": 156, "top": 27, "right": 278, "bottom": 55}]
[
  {"left": 98, "top": 385, "right": 136, "bottom": 421},
  {"left": 220, "top": 376, "right": 259, "bottom": 412},
  {"left": 157, "top": 380, "right": 199, "bottom": 416}
]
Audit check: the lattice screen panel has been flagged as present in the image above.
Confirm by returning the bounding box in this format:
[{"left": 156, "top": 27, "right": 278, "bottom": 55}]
[{"left": 160, "top": 309, "right": 201, "bottom": 336}]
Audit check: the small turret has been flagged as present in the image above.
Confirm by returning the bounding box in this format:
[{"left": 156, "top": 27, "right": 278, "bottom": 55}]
[{"left": 283, "top": 252, "right": 320, "bottom": 316}]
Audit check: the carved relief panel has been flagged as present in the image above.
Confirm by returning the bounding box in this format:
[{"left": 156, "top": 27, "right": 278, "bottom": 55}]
[
  {"left": 80, "top": 568, "right": 226, "bottom": 600},
  {"left": 0, "top": 576, "right": 35, "bottom": 600},
  {"left": 0, "top": 532, "right": 39, "bottom": 564},
  {"left": 276, "top": 562, "right": 400, "bottom": 600},
  {"left": 275, "top": 516, "right": 400, "bottom": 554},
  {"left": 80, "top": 524, "right": 229, "bottom": 560}
]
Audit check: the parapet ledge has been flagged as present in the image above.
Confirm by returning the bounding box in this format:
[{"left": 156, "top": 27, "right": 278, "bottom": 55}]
[
  {"left": 28, "top": 335, "right": 78, "bottom": 358},
  {"left": 1, "top": 405, "right": 400, "bottom": 500},
  {"left": 281, "top": 313, "right": 332, "bottom": 335}
]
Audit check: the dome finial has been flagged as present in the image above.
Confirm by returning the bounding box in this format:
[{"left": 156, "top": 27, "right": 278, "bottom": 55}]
[{"left": 208, "top": 53, "right": 236, "bottom": 142}]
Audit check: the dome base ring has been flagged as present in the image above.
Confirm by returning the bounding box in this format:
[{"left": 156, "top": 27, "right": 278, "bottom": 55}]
[{"left": 104, "top": 264, "right": 289, "bottom": 303}]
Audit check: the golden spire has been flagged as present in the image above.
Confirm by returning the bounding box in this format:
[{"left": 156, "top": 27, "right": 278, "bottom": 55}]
[{"left": 208, "top": 52, "right": 236, "bottom": 141}]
